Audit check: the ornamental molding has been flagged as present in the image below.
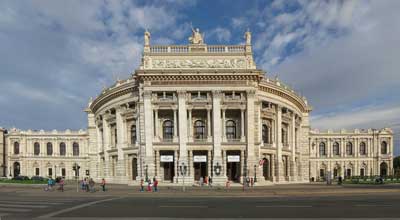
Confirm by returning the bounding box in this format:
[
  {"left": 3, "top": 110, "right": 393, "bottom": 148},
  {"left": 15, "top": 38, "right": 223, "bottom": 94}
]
[{"left": 147, "top": 58, "right": 248, "bottom": 69}]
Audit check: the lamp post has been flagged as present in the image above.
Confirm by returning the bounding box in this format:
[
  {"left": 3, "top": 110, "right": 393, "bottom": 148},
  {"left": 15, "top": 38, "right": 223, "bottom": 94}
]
[
  {"left": 179, "top": 162, "right": 187, "bottom": 192},
  {"left": 213, "top": 162, "right": 221, "bottom": 176},
  {"left": 73, "top": 163, "right": 80, "bottom": 192},
  {"left": 55, "top": 165, "right": 57, "bottom": 179},
  {"left": 254, "top": 164, "right": 257, "bottom": 182},
  {"left": 9, "top": 167, "right": 12, "bottom": 178},
  {"left": 145, "top": 165, "right": 149, "bottom": 182}
]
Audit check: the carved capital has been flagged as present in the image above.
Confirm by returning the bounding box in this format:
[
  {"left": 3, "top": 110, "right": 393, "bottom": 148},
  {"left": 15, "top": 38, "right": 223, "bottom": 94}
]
[{"left": 143, "top": 90, "right": 152, "bottom": 98}]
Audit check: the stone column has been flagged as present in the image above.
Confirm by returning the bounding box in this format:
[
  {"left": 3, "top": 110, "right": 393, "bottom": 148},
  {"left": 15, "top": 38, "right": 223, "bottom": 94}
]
[
  {"left": 102, "top": 115, "right": 111, "bottom": 178},
  {"left": 240, "top": 108, "right": 245, "bottom": 142},
  {"left": 240, "top": 150, "right": 245, "bottom": 183},
  {"left": 173, "top": 109, "right": 178, "bottom": 142},
  {"left": 207, "top": 150, "right": 212, "bottom": 177},
  {"left": 143, "top": 90, "right": 154, "bottom": 179},
  {"left": 135, "top": 116, "right": 140, "bottom": 145},
  {"left": 246, "top": 90, "right": 256, "bottom": 178},
  {"left": 189, "top": 150, "right": 194, "bottom": 180},
  {"left": 188, "top": 108, "right": 193, "bottom": 142},
  {"left": 275, "top": 105, "right": 283, "bottom": 181},
  {"left": 116, "top": 107, "right": 127, "bottom": 181},
  {"left": 154, "top": 108, "right": 159, "bottom": 141},
  {"left": 207, "top": 108, "right": 212, "bottom": 142},
  {"left": 177, "top": 91, "right": 189, "bottom": 182},
  {"left": 271, "top": 154, "right": 275, "bottom": 182},
  {"left": 290, "top": 113, "right": 296, "bottom": 180},
  {"left": 155, "top": 150, "right": 160, "bottom": 178},
  {"left": 340, "top": 138, "right": 345, "bottom": 157},
  {"left": 221, "top": 108, "right": 226, "bottom": 142},
  {"left": 212, "top": 90, "right": 225, "bottom": 184}
]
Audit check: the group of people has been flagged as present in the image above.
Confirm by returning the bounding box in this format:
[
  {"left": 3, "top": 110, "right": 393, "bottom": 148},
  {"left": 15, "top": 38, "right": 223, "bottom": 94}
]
[
  {"left": 198, "top": 176, "right": 212, "bottom": 187},
  {"left": 80, "top": 178, "right": 97, "bottom": 192},
  {"left": 140, "top": 177, "right": 158, "bottom": 192},
  {"left": 45, "top": 177, "right": 65, "bottom": 192}
]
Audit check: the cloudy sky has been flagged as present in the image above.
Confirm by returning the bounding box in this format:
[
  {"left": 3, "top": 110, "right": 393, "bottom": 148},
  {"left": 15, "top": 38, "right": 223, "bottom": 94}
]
[{"left": 0, "top": 0, "right": 399, "bottom": 154}]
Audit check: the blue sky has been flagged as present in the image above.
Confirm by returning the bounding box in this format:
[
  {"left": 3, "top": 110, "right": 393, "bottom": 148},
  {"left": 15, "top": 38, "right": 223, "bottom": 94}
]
[{"left": 0, "top": 0, "right": 399, "bottom": 154}]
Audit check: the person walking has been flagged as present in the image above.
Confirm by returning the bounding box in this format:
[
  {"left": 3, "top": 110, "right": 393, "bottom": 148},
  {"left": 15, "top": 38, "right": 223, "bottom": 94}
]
[
  {"left": 153, "top": 178, "right": 158, "bottom": 192},
  {"left": 140, "top": 179, "right": 144, "bottom": 192},
  {"left": 47, "top": 178, "right": 53, "bottom": 191},
  {"left": 101, "top": 178, "right": 106, "bottom": 192},
  {"left": 147, "top": 179, "right": 152, "bottom": 192},
  {"left": 59, "top": 178, "right": 64, "bottom": 192},
  {"left": 250, "top": 177, "right": 254, "bottom": 188}
]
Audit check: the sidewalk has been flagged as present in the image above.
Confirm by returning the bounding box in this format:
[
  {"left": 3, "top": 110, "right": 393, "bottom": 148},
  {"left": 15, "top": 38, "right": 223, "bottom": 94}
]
[{"left": 1, "top": 182, "right": 400, "bottom": 198}]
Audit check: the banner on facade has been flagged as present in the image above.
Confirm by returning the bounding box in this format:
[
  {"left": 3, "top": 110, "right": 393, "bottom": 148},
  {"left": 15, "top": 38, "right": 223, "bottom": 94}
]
[
  {"left": 160, "top": 155, "right": 174, "bottom": 162},
  {"left": 227, "top": 155, "right": 240, "bottom": 162},
  {"left": 193, "top": 155, "right": 207, "bottom": 162}
]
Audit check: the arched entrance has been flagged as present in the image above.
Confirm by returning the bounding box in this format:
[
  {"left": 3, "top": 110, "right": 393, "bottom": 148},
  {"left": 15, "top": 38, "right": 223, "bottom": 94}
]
[
  {"left": 380, "top": 162, "right": 388, "bottom": 177},
  {"left": 13, "top": 162, "right": 20, "bottom": 177},
  {"left": 132, "top": 158, "right": 137, "bottom": 180},
  {"left": 262, "top": 158, "right": 269, "bottom": 180}
]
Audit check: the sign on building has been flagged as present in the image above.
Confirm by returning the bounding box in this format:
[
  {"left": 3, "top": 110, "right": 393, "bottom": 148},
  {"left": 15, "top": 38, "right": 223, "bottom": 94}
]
[
  {"left": 193, "top": 155, "right": 207, "bottom": 162},
  {"left": 227, "top": 155, "right": 240, "bottom": 162},
  {"left": 160, "top": 155, "right": 174, "bottom": 162}
]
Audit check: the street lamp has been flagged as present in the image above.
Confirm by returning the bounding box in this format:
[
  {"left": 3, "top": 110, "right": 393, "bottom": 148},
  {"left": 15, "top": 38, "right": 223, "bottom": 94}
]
[
  {"left": 254, "top": 164, "right": 257, "bottom": 182},
  {"left": 55, "top": 165, "right": 57, "bottom": 178},
  {"left": 179, "top": 162, "right": 187, "bottom": 191},
  {"left": 72, "top": 163, "right": 80, "bottom": 192},
  {"left": 213, "top": 162, "right": 221, "bottom": 176},
  {"left": 145, "top": 165, "right": 149, "bottom": 182}
]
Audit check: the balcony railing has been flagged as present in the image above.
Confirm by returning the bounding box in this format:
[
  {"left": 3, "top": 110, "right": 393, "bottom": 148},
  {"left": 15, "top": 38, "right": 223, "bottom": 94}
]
[{"left": 148, "top": 45, "right": 246, "bottom": 53}]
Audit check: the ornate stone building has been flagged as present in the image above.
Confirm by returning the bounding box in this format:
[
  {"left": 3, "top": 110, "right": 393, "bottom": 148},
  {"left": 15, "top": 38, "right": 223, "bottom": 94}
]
[{"left": 0, "top": 29, "right": 394, "bottom": 185}]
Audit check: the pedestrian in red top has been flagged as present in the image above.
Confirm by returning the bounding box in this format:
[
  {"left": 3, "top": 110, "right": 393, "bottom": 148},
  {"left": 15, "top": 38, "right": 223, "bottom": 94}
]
[{"left": 153, "top": 178, "right": 158, "bottom": 192}]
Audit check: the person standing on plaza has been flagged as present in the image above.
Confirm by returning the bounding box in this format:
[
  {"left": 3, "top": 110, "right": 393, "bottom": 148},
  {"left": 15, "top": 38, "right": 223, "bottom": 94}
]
[
  {"left": 250, "top": 177, "right": 254, "bottom": 188},
  {"left": 101, "top": 178, "right": 106, "bottom": 192},
  {"left": 147, "top": 179, "right": 152, "bottom": 192},
  {"left": 140, "top": 179, "right": 144, "bottom": 192},
  {"left": 208, "top": 176, "right": 212, "bottom": 187},
  {"left": 199, "top": 176, "right": 204, "bottom": 187},
  {"left": 89, "top": 178, "right": 95, "bottom": 192}
]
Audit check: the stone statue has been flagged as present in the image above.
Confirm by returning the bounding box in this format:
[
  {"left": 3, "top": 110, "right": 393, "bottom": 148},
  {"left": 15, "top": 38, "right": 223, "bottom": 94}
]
[
  {"left": 244, "top": 29, "right": 251, "bottom": 45},
  {"left": 189, "top": 27, "right": 204, "bottom": 44},
  {"left": 144, "top": 29, "right": 151, "bottom": 46}
]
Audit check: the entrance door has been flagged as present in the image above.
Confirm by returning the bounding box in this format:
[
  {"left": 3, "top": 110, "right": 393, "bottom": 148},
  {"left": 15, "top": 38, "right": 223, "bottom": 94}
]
[
  {"left": 132, "top": 158, "right": 137, "bottom": 180},
  {"left": 194, "top": 162, "right": 207, "bottom": 180},
  {"left": 262, "top": 158, "right": 269, "bottom": 180},
  {"left": 13, "top": 162, "right": 20, "bottom": 177},
  {"left": 380, "top": 162, "right": 388, "bottom": 176},
  {"left": 227, "top": 162, "right": 240, "bottom": 182},
  {"left": 163, "top": 162, "right": 174, "bottom": 182}
]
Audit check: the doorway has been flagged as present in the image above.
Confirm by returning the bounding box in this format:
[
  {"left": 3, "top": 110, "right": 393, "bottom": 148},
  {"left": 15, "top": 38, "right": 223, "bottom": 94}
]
[
  {"left": 262, "top": 158, "right": 269, "bottom": 180},
  {"left": 132, "top": 158, "right": 137, "bottom": 180},
  {"left": 380, "top": 162, "right": 388, "bottom": 176},
  {"left": 13, "top": 162, "right": 20, "bottom": 177},
  {"left": 227, "top": 162, "right": 241, "bottom": 182},
  {"left": 194, "top": 162, "right": 207, "bottom": 180},
  {"left": 163, "top": 162, "right": 174, "bottom": 182}
]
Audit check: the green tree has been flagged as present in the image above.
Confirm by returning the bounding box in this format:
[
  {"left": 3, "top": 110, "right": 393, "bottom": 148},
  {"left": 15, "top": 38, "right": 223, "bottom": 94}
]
[{"left": 393, "top": 156, "right": 400, "bottom": 177}]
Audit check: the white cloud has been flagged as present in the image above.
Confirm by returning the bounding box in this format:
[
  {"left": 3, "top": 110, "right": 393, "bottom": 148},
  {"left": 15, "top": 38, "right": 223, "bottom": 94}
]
[{"left": 208, "top": 27, "right": 231, "bottom": 43}]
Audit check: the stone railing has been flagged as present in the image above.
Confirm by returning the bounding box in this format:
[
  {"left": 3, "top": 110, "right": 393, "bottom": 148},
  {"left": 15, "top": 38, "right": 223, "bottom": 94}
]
[{"left": 149, "top": 45, "right": 246, "bottom": 53}]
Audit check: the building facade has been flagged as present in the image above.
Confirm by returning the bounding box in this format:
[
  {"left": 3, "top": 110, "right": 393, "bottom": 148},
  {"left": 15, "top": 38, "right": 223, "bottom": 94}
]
[{"left": 0, "top": 29, "right": 394, "bottom": 185}]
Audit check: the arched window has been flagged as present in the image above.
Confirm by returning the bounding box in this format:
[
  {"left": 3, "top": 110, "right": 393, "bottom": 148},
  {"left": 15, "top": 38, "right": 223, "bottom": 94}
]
[
  {"left": 226, "top": 120, "right": 236, "bottom": 139},
  {"left": 346, "top": 142, "right": 353, "bottom": 155},
  {"left": 381, "top": 141, "right": 388, "bottom": 154},
  {"left": 131, "top": 124, "right": 137, "bottom": 144},
  {"left": 73, "top": 142, "right": 79, "bottom": 156},
  {"left": 34, "top": 142, "right": 40, "bottom": 155},
  {"left": 59, "top": 142, "right": 66, "bottom": 156},
  {"left": 319, "top": 142, "right": 326, "bottom": 156},
  {"left": 14, "top": 142, "right": 20, "bottom": 155},
  {"left": 359, "top": 142, "right": 366, "bottom": 155},
  {"left": 333, "top": 142, "right": 340, "bottom": 155},
  {"left": 163, "top": 120, "right": 173, "bottom": 140},
  {"left": 46, "top": 142, "right": 53, "bottom": 156},
  {"left": 262, "top": 124, "right": 270, "bottom": 144},
  {"left": 194, "top": 120, "right": 206, "bottom": 140}
]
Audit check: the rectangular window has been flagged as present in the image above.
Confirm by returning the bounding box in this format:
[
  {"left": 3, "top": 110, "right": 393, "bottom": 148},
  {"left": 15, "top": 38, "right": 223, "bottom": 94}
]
[
  {"left": 360, "top": 169, "right": 365, "bottom": 177},
  {"left": 48, "top": 168, "right": 52, "bottom": 177},
  {"left": 333, "top": 169, "right": 338, "bottom": 177},
  {"left": 35, "top": 168, "right": 39, "bottom": 176},
  {"left": 62, "top": 168, "right": 66, "bottom": 177},
  {"left": 346, "top": 169, "right": 352, "bottom": 177}
]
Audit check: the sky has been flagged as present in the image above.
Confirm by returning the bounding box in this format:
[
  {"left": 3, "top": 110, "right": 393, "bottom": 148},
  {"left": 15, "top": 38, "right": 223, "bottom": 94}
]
[{"left": 0, "top": 0, "right": 399, "bottom": 154}]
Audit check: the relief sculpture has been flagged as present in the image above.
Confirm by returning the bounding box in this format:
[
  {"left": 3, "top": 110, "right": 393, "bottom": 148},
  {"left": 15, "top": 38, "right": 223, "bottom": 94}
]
[{"left": 151, "top": 59, "right": 247, "bottom": 69}]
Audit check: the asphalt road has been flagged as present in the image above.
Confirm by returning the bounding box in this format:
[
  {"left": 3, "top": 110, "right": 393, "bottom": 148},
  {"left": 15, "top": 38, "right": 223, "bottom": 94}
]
[{"left": 1, "top": 184, "right": 400, "bottom": 219}]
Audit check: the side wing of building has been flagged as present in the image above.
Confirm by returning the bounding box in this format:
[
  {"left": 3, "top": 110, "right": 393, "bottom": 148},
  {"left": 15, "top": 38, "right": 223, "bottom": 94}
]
[{"left": 309, "top": 128, "right": 394, "bottom": 181}]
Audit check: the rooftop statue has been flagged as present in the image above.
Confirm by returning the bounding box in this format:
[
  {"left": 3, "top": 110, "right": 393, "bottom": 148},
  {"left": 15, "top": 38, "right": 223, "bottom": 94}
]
[
  {"left": 144, "top": 29, "right": 151, "bottom": 46},
  {"left": 189, "top": 27, "right": 204, "bottom": 44},
  {"left": 244, "top": 29, "right": 251, "bottom": 45}
]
